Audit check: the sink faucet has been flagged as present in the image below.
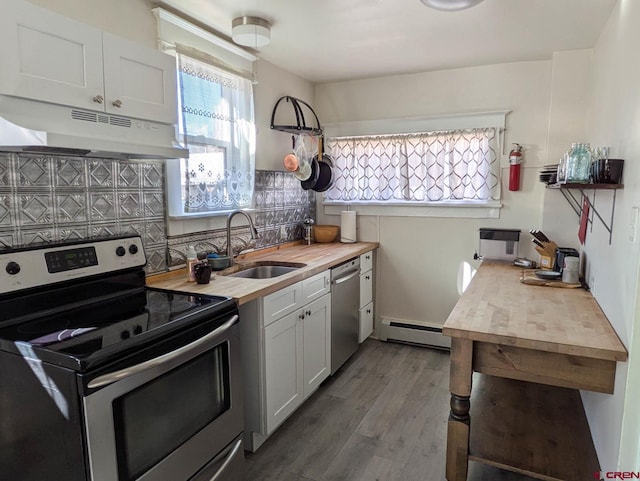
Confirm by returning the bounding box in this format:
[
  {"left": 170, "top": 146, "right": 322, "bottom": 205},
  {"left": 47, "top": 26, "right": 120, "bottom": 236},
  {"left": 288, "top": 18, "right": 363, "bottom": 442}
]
[{"left": 226, "top": 210, "right": 259, "bottom": 266}]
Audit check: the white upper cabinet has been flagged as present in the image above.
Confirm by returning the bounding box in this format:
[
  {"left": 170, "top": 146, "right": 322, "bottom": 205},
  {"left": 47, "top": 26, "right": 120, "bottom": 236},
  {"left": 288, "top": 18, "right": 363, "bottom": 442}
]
[
  {"left": 0, "top": 0, "right": 177, "bottom": 124},
  {"left": 102, "top": 33, "right": 177, "bottom": 123}
]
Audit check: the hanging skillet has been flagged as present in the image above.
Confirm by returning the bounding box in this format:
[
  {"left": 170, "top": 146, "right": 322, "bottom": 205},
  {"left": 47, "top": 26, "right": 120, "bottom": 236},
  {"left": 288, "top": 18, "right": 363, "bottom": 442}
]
[
  {"left": 300, "top": 156, "right": 320, "bottom": 190},
  {"left": 312, "top": 136, "right": 334, "bottom": 192}
]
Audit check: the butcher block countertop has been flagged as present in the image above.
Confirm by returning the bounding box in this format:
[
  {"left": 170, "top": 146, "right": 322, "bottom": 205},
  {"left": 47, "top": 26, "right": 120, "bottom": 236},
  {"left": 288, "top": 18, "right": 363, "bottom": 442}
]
[
  {"left": 147, "top": 242, "right": 378, "bottom": 306},
  {"left": 443, "top": 260, "right": 627, "bottom": 362}
]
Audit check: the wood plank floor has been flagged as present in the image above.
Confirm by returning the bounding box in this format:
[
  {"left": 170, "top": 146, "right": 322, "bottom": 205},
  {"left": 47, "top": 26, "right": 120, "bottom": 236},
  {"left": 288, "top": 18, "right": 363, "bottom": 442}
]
[{"left": 245, "top": 339, "right": 538, "bottom": 481}]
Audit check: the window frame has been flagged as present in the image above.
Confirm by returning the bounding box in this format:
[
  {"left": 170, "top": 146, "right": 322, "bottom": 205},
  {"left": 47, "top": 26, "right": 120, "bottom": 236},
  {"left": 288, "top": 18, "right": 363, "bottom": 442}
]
[
  {"left": 321, "top": 111, "right": 508, "bottom": 219},
  {"left": 166, "top": 51, "right": 256, "bottom": 219}
]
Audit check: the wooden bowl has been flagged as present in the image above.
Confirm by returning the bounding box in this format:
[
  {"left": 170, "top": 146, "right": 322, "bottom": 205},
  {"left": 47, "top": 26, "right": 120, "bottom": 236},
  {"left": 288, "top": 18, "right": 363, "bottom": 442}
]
[{"left": 313, "top": 225, "right": 339, "bottom": 243}]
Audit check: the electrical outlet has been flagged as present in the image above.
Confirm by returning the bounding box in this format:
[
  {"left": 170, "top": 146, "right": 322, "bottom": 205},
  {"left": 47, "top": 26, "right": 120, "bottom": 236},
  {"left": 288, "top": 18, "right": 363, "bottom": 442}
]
[{"left": 280, "top": 225, "right": 287, "bottom": 239}]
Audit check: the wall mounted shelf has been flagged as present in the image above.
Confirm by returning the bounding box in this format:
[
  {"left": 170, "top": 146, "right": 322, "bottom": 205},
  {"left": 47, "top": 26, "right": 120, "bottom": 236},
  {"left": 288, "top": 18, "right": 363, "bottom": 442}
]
[{"left": 546, "top": 183, "right": 623, "bottom": 244}]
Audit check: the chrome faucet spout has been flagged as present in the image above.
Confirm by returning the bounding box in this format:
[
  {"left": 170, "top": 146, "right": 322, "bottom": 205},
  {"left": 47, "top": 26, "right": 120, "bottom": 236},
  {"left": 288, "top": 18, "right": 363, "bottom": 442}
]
[{"left": 226, "top": 210, "right": 258, "bottom": 266}]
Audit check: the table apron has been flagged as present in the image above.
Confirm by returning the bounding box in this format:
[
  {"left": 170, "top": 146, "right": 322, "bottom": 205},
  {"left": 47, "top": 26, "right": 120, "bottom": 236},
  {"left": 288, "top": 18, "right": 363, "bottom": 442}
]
[{"left": 472, "top": 342, "right": 616, "bottom": 394}]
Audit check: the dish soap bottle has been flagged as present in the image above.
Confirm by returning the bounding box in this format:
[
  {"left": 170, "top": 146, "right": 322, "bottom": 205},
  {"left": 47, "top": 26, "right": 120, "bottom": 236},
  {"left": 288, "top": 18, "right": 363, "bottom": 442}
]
[{"left": 186, "top": 245, "right": 197, "bottom": 282}]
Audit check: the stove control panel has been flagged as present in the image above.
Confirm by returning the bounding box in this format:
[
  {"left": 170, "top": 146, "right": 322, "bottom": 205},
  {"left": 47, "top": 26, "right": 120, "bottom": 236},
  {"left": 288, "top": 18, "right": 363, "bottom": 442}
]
[{"left": 0, "top": 236, "right": 146, "bottom": 294}]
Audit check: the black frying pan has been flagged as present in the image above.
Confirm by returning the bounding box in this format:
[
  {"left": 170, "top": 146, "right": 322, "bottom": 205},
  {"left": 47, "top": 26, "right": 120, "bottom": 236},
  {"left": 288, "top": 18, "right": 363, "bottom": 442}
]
[
  {"left": 301, "top": 157, "right": 320, "bottom": 190},
  {"left": 312, "top": 154, "right": 334, "bottom": 192}
]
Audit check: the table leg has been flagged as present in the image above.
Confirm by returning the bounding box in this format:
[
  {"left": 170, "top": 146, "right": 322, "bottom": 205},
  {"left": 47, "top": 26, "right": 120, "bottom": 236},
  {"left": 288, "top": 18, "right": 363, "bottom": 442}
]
[{"left": 446, "top": 338, "right": 473, "bottom": 481}]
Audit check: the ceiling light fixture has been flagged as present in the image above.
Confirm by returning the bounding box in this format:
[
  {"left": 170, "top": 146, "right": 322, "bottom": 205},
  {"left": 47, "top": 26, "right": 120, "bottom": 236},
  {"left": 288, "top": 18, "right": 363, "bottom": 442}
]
[
  {"left": 420, "top": 0, "right": 485, "bottom": 11},
  {"left": 231, "top": 16, "right": 271, "bottom": 48}
]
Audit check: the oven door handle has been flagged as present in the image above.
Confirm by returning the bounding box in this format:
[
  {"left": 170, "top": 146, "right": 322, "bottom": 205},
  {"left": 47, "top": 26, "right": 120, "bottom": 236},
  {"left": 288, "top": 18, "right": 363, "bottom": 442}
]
[
  {"left": 87, "top": 314, "right": 239, "bottom": 389},
  {"left": 207, "top": 438, "right": 243, "bottom": 481}
]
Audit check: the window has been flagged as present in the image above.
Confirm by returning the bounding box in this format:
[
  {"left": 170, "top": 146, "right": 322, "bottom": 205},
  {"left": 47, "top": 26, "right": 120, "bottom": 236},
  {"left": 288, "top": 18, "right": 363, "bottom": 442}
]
[
  {"left": 324, "top": 127, "right": 500, "bottom": 204},
  {"left": 169, "top": 48, "right": 256, "bottom": 216}
]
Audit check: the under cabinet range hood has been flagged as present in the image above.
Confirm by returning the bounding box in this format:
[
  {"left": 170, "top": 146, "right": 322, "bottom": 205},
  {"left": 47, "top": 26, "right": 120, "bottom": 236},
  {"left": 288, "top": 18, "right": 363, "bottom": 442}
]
[{"left": 0, "top": 95, "right": 188, "bottom": 160}]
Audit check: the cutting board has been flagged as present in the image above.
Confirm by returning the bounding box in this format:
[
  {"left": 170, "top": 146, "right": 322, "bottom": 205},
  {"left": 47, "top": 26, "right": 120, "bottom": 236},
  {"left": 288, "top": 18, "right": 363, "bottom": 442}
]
[{"left": 520, "top": 269, "right": 581, "bottom": 288}]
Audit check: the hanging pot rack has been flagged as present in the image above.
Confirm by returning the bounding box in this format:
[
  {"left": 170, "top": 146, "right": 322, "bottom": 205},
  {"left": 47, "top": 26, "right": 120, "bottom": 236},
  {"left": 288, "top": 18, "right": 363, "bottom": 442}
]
[{"left": 270, "top": 96, "right": 323, "bottom": 136}]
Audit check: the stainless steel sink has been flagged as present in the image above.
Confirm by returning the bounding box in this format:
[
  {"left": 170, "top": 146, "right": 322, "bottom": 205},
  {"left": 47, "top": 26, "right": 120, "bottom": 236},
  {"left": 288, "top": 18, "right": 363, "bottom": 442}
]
[{"left": 225, "top": 261, "right": 306, "bottom": 279}]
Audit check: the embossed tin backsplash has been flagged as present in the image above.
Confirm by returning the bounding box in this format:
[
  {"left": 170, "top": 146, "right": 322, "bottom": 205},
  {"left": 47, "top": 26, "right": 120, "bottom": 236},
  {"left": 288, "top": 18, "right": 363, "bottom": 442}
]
[
  {"left": 0, "top": 152, "right": 315, "bottom": 274},
  {"left": 0, "top": 153, "right": 168, "bottom": 272}
]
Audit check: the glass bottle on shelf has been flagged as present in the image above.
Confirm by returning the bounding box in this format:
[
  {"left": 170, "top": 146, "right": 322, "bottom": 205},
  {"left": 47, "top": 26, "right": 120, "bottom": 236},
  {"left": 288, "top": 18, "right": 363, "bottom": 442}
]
[
  {"left": 566, "top": 142, "right": 591, "bottom": 183},
  {"left": 565, "top": 143, "right": 578, "bottom": 182},
  {"left": 556, "top": 151, "right": 569, "bottom": 184}
]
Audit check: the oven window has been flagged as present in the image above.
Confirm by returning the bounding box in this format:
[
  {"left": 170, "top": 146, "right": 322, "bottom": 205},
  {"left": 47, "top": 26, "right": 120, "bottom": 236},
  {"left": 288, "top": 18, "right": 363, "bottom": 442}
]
[{"left": 113, "top": 342, "right": 230, "bottom": 480}]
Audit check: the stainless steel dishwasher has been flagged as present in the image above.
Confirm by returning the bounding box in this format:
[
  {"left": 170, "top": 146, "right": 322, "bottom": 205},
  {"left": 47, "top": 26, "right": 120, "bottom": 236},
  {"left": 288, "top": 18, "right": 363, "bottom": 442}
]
[{"left": 330, "top": 257, "right": 361, "bottom": 374}]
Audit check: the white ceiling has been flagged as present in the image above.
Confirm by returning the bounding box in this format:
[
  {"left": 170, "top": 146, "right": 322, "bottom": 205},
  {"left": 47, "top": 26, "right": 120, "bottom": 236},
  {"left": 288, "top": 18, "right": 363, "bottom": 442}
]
[{"left": 157, "top": 0, "right": 616, "bottom": 83}]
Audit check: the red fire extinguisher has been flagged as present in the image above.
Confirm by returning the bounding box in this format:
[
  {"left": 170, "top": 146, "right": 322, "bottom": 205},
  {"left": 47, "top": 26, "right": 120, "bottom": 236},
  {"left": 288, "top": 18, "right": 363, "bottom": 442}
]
[{"left": 509, "top": 143, "right": 523, "bottom": 191}]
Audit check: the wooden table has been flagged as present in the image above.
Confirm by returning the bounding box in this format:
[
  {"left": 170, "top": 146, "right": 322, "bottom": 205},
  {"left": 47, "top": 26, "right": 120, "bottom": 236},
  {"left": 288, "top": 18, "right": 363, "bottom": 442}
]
[{"left": 442, "top": 260, "right": 628, "bottom": 481}]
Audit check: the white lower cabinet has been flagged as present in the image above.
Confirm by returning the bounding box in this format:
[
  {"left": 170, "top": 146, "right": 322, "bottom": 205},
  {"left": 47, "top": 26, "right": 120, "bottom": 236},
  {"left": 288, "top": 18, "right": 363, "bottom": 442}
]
[
  {"left": 359, "top": 250, "right": 376, "bottom": 342},
  {"left": 240, "top": 270, "right": 331, "bottom": 452},
  {"left": 359, "top": 302, "right": 374, "bottom": 343},
  {"left": 264, "top": 310, "right": 303, "bottom": 434},
  {"left": 302, "top": 295, "right": 331, "bottom": 397}
]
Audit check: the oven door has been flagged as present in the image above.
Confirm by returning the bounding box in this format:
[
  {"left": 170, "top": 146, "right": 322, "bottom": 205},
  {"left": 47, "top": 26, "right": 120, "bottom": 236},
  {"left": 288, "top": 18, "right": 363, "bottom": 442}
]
[{"left": 82, "top": 313, "right": 243, "bottom": 481}]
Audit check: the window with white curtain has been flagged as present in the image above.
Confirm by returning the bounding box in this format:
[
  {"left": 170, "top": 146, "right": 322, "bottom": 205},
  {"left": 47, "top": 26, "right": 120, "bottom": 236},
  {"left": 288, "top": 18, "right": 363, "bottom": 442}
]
[
  {"left": 324, "top": 127, "right": 500, "bottom": 204},
  {"left": 170, "top": 47, "right": 256, "bottom": 215}
]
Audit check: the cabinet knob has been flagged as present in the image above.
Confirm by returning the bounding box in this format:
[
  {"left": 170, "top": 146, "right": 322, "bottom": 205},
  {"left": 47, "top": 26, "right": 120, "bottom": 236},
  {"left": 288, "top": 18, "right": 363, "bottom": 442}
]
[
  {"left": 365, "top": 275, "right": 370, "bottom": 280},
  {"left": 306, "top": 310, "right": 311, "bottom": 316},
  {"left": 93, "top": 95, "right": 104, "bottom": 104},
  {"left": 366, "top": 255, "right": 370, "bottom": 260},
  {"left": 112, "top": 99, "right": 123, "bottom": 108},
  {"left": 367, "top": 309, "right": 371, "bottom": 314},
  {"left": 299, "top": 314, "right": 305, "bottom": 320}
]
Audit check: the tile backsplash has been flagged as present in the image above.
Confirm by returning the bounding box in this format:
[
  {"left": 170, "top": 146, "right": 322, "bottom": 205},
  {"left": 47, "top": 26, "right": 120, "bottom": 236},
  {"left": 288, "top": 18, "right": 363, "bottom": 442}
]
[
  {"left": 0, "top": 152, "right": 315, "bottom": 274},
  {"left": 167, "top": 170, "right": 315, "bottom": 268}
]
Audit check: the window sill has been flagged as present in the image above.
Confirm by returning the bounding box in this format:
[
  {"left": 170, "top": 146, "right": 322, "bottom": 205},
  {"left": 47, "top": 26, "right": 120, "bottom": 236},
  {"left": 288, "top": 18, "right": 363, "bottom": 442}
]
[
  {"left": 168, "top": 208, "right": 256, "bottom": 220},
  {"left": 322, "top": 201, "right": 501, "bottom": 218}
]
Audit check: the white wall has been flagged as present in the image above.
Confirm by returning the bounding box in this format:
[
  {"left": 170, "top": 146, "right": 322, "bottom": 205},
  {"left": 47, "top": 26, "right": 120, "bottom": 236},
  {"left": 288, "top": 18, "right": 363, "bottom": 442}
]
[
  {"left": 314, "top": 58, "right": 589, "bottom": 327},
  {"left": 571, "top": 0, "right": 640, "bottom": 470},
  {"left": 253, "top": 60, "right": 315, "bottom": 172}
]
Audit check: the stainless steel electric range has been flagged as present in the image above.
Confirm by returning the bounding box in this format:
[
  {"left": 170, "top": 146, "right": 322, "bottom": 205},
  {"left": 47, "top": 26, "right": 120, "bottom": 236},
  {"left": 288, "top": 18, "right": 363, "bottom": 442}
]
[{"left": 0, "top": 235, "right": 244, "bottom": 481}]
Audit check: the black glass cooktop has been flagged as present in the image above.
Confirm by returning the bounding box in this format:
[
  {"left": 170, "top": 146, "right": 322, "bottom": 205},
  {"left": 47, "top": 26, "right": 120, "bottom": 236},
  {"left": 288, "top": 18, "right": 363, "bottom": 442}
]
[{"left": 0, "top": 287, "right": 235, "bottom": 371}]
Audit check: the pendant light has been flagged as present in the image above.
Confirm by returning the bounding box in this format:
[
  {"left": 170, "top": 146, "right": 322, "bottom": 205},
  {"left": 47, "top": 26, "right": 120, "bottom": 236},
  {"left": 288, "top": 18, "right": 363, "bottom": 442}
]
[
  {"left": 420, "top": 0, "right": 485, "bottom": 11},
  {"left": 231, "top": 16, "right": 271, "bottom": 48}
]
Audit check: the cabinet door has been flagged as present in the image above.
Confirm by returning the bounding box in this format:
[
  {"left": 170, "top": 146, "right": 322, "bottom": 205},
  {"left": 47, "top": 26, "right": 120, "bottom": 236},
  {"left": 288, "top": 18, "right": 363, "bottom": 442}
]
[
  {"left": 301, "top": 270, "right": 330, "bottom": 305},
  {"left": 360, "top": 270, "right": 373, "bottom": 309},
  {"left": 264, "top": 311, "right": 303, "bottom": 434},
  {"left": 102, "top": 33, "right": 178, "bottom": 124},
  {"left": 359, "top": 302, "right": 374, "bottom": 343},
  {"left": 302, "top": 294, "right": 331, "bottom": 398},
  {"left": 262, "top": 282, "right": 302, "bottom": 327},
  {"left": 360, "top": 250, "right": 374, "bottom": 273},
  {"left": 0, "top": 0, "right": 104, "bottom": 110}
]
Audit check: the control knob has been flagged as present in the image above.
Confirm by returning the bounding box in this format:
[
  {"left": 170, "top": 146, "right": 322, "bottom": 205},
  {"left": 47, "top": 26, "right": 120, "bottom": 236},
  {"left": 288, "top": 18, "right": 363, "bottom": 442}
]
[
  {"left": 6, "top": 261, "right": 20, "bottom": 275},
  {"left": 121, "top": 330, "right": 131, "bottom": 340},
  {"left": 129, "top": 244, "right": 139, "bottom": 255},
  {"left": 115, "top": 246, "right": 126, "bottom": 257}
]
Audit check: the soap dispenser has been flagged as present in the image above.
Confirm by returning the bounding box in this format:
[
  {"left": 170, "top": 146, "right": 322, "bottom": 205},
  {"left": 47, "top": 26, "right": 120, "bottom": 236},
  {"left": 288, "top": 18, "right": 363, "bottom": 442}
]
[{"left": 186, "top": 245, "right": 197, "bottom": 282}]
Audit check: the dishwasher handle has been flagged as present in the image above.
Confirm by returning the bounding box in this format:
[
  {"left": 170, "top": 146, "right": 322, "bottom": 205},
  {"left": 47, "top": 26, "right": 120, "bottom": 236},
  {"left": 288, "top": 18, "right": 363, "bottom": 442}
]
[{"left": 332, "top": 270, "right": 360, "bottom": 285}]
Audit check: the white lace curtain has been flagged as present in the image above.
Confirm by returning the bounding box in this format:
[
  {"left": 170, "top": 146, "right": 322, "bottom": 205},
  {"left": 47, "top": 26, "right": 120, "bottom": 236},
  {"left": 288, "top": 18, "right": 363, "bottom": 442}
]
[
  {"left": 177, "top": 48, "right": 255, "bottom": 213},
  {"left": 324, "top": 128, "right": 500, "bottom": 202}
]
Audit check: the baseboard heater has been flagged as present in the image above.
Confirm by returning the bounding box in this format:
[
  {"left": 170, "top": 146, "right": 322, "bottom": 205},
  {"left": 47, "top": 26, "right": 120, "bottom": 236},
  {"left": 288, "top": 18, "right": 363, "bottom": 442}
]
[{"left": 378, "top": 318, "right": 451, "bottom": 350}]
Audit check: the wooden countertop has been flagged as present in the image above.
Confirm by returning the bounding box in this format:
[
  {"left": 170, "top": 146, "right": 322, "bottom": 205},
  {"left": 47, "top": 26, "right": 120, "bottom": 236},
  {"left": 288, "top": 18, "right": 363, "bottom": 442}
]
[
  {"left": 147, "top": 242, "right": 379, "bottom": 305},
  {"left": 442, "top": 260, "right": 627, "bottom": 362}
]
